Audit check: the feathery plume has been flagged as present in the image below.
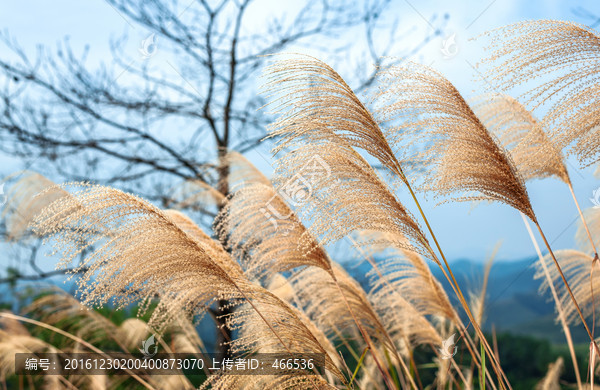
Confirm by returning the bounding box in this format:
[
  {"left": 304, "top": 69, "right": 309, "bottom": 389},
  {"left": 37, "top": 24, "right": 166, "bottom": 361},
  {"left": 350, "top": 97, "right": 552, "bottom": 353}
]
[
  {"left": 370, "top": 62, "right": 536, "bottom": 221},
  {"left": 25, "top": 288, "right": 119, "bottom": 347},
  {"left": 1, "top": 172, "right": 71, "bottom": 240},
  {"left": 30, "top": 184, "right": 343, "bottom": 384},
  {"left": 290, "top": 263, "right": 395, "bottom": 354},
  {"left": 168, "top": 179, "right": 225, "bottom": 211},
  {"left": 223, "top": 293, "right": 345, "bottom": 383},
  {"left": 29, "top": 183, "right": 267, "bottom": 331},
  {"left": 535, "top": 250, "right": 598, "bottom": 324},
  {"left": 216, "top": 182, "right": 333, "bottom": 277},
  {"left": 576, "top": 208, "right": 600, "bottom": 256},
  {"left": 479, "top": 20, "right": 600, "bottom": 166},
  {"left": 263, "top": 54, "right": 405, "bottom": 181},
  {"left": 472, "top": 93, "right": 570, "bottom": 184},
  {"left": 275, "top": 140, "right": 435, "bottom": 262},
  {"left": 164, "top": 209, "right": 244, "bottom": 276},
  {"left": 360, "top": 231, "right": 455, "bottom": 321},
  {"left": 225, "top": 151, "right": 272, "bottom": 189}
]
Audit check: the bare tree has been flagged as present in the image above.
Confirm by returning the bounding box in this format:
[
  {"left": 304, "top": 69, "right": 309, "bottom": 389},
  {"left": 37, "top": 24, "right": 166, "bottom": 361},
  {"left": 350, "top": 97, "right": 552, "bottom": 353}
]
[{"left": 0, "top": 0, "right": 446, "bottom": 353}]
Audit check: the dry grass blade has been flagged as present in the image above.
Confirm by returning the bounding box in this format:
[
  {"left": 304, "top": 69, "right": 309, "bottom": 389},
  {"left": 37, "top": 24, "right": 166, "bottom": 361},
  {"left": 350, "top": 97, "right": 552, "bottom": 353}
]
[
  {"left": 0, "top": 314, "right": 88, "bottom": 390},
  {"left": 576, "top": 208, "right": 600, "bottom": 255},
  {"left": 535, "top": 249, "right": 598, "bottom": 325},
  {"left": 263, "top": 54, "right": 406, "bottom": 182},
  {"left": 534, "top": 357, "right": 563, "bottom": 390},
  {"left": 479, "top": 20, "right": 600, "bottom": 166},
  {"left": 370, "top": 62, "right": 535, "bottom": 222},
  {"left": 0, "top": 326, "right": 70, "bottom": 389},
  {"left": 472, "top": 93, "right": 570, "bottom": 184}
]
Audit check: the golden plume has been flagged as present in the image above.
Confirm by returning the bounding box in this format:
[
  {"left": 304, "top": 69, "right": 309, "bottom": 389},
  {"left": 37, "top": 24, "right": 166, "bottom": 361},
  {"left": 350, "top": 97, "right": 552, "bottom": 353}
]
[
  {"left": 357, "top": 230, "right": 455, "bottom": 321},
  {"left": 535, "top": 249, "right": 598, "bottom": 325},
  {"left": 479, "top": 20, "right": 600, "bottom": 166},
  {"left": 25, "top": 288, "right": 119, "bottom": 347},
  {"left": 262, "top": 54, "right": 503, "bottom": 386},
  {"left": 216, "top": 182, "right": 333, "bottom": 277},
  {"left": 1, "top": 172, "right": 71, "bottom": 240},
  {"left": 168, "top": 179, "right": 225, "bottom": 211},
  {"left": 273, "top": 140, "right": 435, "bottom": 263},
  {"left": 290, "top": 263, "right": 398, "bottom": 355},
  {"left": 263, "top": 54, "right": 405, "bottom": 181},
  {"left": 29, "top": 184, "right": 344, "bottom": 384},
  {"left": 576, "top": 208, "right": 600, "bottom": 256},
  {"left": 217, "top": 154, "right": 408, "bottom": 387},
  {"left": 224, "top": 150, "right": 272, "bottom": 189},
  {"left": 472, "top": 93, "right": 569, "bottom": 184},
  {"left": 370, "top": 62, "right": 535, "bottom": 221},
  {"left": 222, "top": 294, "right": 345, "bottom": 383}
]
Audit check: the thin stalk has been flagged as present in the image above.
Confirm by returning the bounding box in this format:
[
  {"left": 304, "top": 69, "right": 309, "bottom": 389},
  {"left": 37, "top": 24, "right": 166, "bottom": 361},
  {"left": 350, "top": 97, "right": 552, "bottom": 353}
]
[
  {"left": 403, "top": 336, "right": 424, "bottom": 390},
  {"left": 331, "top": 274, "right": 403, "bottom": 390},
  {"left": 424, "top": 236, "right": 506, "bottom": 389},
  {"left": 383, "top": 349, "right": 402, "bottom": 390},
  {"left": 567, "top": 180, "right": 599, "bottom": 347},
  {"left": 348, "top": 237, "right": 484, "bottom": 387},
  {"left": 349, "top": 347, "right": 369, "bottom": 388},
  {"left": 456, "top": 310, "right": 498, "bottom": 390},
  {"left": 492, "top": 325, "right": 500, "bottom": 364},
  {"left": 520, "top": 212, "right": 582, "bottom": 390},
  {"left": 534, "top": 221, "right": 600, "bottom": 358},
  {"left": 481, "top": 343, "right": 486, "bottom": 390},
  {"left": 330, "top": 324, "right": 383, "bottom": 390},
  {"left": 567, "top": 181, "right": 599, "bottom": 258},
  {"left": 590, "top": 341, "right": 596, "bottom": 390},
  {"left": 404, "top": 183, "right": 512, "bottom": 390},
  {"left": 429, "top": 342, "right": 466, "bottom": 389}
]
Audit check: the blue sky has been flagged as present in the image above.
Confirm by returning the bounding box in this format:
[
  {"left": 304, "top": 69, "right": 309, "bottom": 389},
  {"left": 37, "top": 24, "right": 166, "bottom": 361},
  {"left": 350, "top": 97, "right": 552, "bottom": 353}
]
[{"left": 0, "top": 0, "right": 599, "bottom": 265}]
